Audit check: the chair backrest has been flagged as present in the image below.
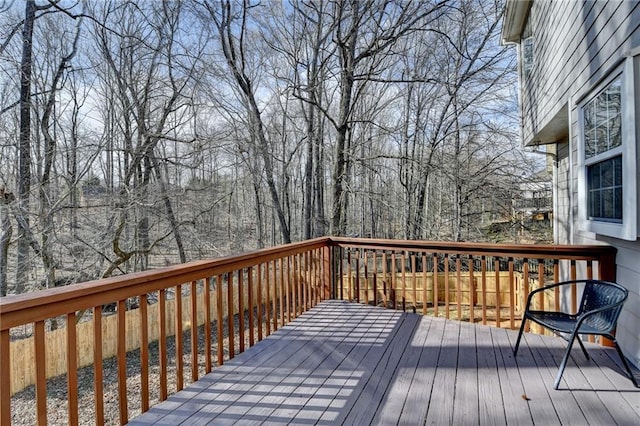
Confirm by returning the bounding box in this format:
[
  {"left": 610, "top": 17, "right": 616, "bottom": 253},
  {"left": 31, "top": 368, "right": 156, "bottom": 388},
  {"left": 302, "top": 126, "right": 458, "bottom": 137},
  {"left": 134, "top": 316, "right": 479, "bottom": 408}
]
[{"left": 579, "top": 280, "right": 628, "bottom": 333}]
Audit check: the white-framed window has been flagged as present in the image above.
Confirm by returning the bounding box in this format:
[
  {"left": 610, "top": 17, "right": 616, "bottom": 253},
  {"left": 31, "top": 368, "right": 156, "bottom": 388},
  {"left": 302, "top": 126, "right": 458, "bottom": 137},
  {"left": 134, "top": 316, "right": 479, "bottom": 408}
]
[{"left": 577, "top": 57, "right": 638, "bottom": 240}]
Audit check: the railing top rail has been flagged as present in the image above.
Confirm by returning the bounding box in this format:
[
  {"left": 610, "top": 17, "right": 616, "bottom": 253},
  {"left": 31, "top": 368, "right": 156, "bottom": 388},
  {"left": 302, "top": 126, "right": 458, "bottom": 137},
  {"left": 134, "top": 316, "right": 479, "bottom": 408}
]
[
  {"left": 0, "top": 237, "right": 329, "bottom": 330},
  {"left": 327, "top": 237, "right": 617, "bottom": 260}
]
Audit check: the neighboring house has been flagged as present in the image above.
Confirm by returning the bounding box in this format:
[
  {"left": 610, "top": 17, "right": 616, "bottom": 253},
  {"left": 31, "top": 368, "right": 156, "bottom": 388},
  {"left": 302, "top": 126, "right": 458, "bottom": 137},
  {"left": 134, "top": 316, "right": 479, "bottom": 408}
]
[
  {"left": 513, "top": 168, "right": 553, "bottom": 222},
  {"left": 502, "top": 1, "right": 640, "bottom": 368}
]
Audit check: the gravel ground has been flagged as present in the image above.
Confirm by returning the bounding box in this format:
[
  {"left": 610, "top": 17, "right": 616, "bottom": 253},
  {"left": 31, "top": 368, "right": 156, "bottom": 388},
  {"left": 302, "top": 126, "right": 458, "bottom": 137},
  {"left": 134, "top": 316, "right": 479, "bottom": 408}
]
[{"left": 10, "top": 309, "right": 278, "bottom": 425}]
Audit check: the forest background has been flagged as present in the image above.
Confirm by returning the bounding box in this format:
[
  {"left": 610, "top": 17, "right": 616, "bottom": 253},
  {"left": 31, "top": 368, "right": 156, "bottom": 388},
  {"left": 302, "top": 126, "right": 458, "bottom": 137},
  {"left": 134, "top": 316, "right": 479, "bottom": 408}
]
[{"left": 0, "top": 0, "right": 548, "bottom": 297}]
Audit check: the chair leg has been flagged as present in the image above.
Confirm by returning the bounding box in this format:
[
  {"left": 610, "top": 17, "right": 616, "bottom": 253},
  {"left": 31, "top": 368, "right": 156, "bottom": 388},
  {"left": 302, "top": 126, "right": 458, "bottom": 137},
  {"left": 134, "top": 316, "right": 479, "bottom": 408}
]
[
  {"left": 576, "top": 335, "right": 590, "bottom": 360},
  {"left": 513, "top": 317, "right": 528, "bottom": 357},
  {"left": 612, "top": 340, "right": 639, "bottom": 388},
  {"left": 554, "top": 330, "right": 579, "bottom": 390}
]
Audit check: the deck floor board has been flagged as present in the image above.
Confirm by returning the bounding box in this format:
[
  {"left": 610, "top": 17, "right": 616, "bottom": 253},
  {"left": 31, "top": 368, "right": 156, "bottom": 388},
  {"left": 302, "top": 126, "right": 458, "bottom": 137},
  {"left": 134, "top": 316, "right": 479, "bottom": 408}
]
[{"left": 129, "top": 300, "right": 640, "bottom": 425}]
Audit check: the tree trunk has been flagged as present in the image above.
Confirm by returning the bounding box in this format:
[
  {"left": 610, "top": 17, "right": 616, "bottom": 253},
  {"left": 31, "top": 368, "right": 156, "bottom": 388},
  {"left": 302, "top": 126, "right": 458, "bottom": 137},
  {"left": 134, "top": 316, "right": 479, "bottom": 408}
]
[
  {"left": 151, "top": 154, "right": 187, "bottom": 263},
  {"left": 15, "top": 0, "right": 36, "bottom": 293},
  {"left": 330, "top": 2, "right": 358, "bottom": 236}
]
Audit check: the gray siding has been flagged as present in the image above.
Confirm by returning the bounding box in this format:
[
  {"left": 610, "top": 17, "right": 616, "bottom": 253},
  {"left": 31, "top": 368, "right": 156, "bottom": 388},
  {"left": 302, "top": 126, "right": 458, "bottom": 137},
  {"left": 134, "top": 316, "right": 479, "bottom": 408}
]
[
  {"left": 553, "top": 142, "right": 571, "bottom": 245},
  {"left": 521, "top": 0, "right": 640, "bottom": 144},
  {"left": 571, "top": 234, "right": 640, "bottom": 367}
]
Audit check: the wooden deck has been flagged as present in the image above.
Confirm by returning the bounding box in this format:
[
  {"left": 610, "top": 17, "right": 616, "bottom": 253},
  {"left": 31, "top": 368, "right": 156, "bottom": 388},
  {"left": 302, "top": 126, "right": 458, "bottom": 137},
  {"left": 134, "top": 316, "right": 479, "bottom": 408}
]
[{"left": 129, "top": 300, "right": 640, "bottom": 425}]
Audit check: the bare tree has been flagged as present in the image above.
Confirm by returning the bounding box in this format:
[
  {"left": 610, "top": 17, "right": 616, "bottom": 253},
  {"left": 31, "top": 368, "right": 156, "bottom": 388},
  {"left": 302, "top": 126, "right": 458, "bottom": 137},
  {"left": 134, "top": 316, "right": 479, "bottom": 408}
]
[
  {"left": 203, "top": 0, "right": 292, "bottom": 244},
  {"left": 300, "top": 0, "right": 448, "bottom": 235},
  {"left": 14, "top": 0, "right": 37, "bottom": 292}
]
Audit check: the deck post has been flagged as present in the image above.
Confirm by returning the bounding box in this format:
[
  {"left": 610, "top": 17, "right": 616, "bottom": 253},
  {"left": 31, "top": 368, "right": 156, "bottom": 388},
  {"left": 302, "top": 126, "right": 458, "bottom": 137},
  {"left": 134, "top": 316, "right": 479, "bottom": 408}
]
[
  {"left": 598, "top": 251, "right": 617, "bottom": 282},
  {"left": 598, "top": 250, "right": 618, "bottom": 347},
  {"left": 323, "top": 245, "right": 332, "bottom": 300}
]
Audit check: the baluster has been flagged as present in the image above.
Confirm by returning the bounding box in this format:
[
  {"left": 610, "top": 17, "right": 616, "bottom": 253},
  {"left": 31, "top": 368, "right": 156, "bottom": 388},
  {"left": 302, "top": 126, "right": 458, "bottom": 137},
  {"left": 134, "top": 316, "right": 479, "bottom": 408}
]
[
  {"left": 67, "top": 312, "right": 78, "bottom": 426},
  {"left": 456, "top": 254, "right": 462, "bottom": 321},
  {"left": 433, "top": 254, "right": 439, "bottom": 317},
  {"left": 363, "top": 251, "right": 369, "bottom": 305},
  {"left": 422, "top": 254, "right": 428, "bottom": 315},
  {"left": 553, "top": 259, "right": 560, "bottom": 311},
  {"left": 238, "top": 269, "right": 245, "bottom": 353},
  {"left": 272, "top": 261, "right": 278, "bottom": 331},
  {"left": 468, "top": 257, "right": 475, "bottom": 323},
  {"left": 373, "top": 251, "right": 379, "bottom": 307},
  {"left": 216, "top": 275, "right": 224, "bottom": 365},
  {"left": 411, "top": 254, "right": 417, "bottom": 312},
  {"left": 92, "top": 306, "right": 104, "bottom": 424},
  {"left": 227, "top": 273, "right": 235, "bottom": 358},
  {"left": 537, "top": 260, "right": 545, "bottom": 334},
  {"left": 495, "top": 259, "right": 501, "bottom": 328},
  {"left": 257, "top": 264, "right": 264, "bottom": 342},
  {"left": 401, "top": 252, "right": 406, "bottom": 312},
  {"left": 522, "top": 259, "right": 530, "bottom": 332},
  {"left": 190, "top": 281, "right": 198, "bottom": 382},
  {"left": 508, "top": 258, "right": 515, "bottom": 330},
  {"left": 279, "top": 258, "right": 285, "bottom": 327},
  {"left": 391, "top": 253, "right": 397, "bottom": 309},
  {"left": 355, "top": 255, "right": 361, "bottom": 304},
  {"left": 248, "top": 266, "right": 255, "bottom": 347},
  {"left": 175, "top": 286, "right": 184, "bottom": 391},
  {"left": 264, "top": 264, "right": 272, "bottom": 336},
  {"left": 381, "top": 252, "right": 388, "bottom": 307},
  {"left": 205, "top": 277, "right": 212, "bottom": 373},
  {"left": 481, "top": 256, "right": 487, "bottom": 325},
  {"left": 139, "top": 294, "right": 149, "bottom": 410},
  {"left": 117, "top": 299, "right": 128, "bottom": 423},
  {"left": 285, "top": 257, "right": 291, "bottom": 323},
  {"left": 159, "top": 289, "right": 168, "bottom": 400},
  {"left": 444, "top": 254, "right": 450, "bottom": 319}
]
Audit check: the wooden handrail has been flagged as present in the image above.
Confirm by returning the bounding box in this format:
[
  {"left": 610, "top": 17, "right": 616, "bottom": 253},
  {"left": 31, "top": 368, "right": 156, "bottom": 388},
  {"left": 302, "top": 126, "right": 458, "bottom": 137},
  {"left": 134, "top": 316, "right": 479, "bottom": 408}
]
[
  {"left": 0, "top": 237, "right": 618, "bottom": 425},
  {"left": 327, "top": 237, "right": 617, "bottom": 261}
]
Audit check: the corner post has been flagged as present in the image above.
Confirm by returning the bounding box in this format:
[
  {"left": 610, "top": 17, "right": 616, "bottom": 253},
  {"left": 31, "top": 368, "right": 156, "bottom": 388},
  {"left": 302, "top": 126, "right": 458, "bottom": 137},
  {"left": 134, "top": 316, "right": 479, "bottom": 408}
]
[{"left": 322, "top": 244, "right": 332, "bottom": 300}]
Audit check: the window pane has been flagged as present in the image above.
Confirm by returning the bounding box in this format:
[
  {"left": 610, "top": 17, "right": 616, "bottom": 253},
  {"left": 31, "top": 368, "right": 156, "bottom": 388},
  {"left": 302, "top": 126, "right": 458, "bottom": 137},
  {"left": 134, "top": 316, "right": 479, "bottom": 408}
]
[
  {"left": 595, "top": 95, "right": 608, "bottom": 126},
  {"left": 587, "top": 155, "right": 622, "bottom": 222},
  {"left": 589, "top": 190, "right": 600, "bottom": 218},
  {"left": 614, "top": 153, "right": 622, "bottom": 184},
  {"left": 588, "top": 162, "right": 600, "bottom": 187},
  {"left": 595, "top": 125, "right": 607, "bottom": 155},
  {"left": 602, "top": 189, "right": 614, "bottom": 218},
  {"left": 582, "top": 76, "right": 621, "bottom": 159},
  {"left": 584, "top": 102, "right": 595, "bottom": 131},
  {"left": 601, "top": 162, "right": 613, "bottom": 187},
  {"left": 608, "top": 115, "right": 622, "bottom": 150},
  {"left": 614, "top": 187, "right": 623, "bottom": 220},
  {"left": 585, "top": 129, "right": 596, "bottom": 157}
]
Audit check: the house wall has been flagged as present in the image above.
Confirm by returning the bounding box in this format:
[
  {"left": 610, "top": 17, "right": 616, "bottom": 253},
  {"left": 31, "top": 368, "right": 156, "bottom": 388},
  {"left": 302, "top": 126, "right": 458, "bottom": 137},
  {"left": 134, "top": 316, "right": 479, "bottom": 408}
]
[
  {"left": 520, "top": 1, "right": 640, "bottom": 144},
  {"left": 553, "top": 141, "right": 571, "bottom": 246},
  {"left": 523, "top": 1, "right": 640, "bottom": 367}
]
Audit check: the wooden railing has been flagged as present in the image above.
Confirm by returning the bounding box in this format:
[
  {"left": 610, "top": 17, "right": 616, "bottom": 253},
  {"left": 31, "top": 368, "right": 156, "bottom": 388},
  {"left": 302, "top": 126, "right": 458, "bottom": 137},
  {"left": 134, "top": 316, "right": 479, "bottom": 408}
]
[
  {"left": 330, "top": 238, "right": 617, "bottom": 330},
  {"left": 0, "top": 238, "right": 331, "bottom": 426},
  {"left": 0, "top": 237, "right": 616, "bottom": 425}
]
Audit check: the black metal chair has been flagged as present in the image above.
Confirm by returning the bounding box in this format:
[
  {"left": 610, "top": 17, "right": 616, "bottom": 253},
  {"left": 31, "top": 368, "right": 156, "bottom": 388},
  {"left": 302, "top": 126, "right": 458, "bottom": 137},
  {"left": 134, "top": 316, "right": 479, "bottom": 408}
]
[{"left": 513, "top": 279, "right": 639, "bottom": 389}]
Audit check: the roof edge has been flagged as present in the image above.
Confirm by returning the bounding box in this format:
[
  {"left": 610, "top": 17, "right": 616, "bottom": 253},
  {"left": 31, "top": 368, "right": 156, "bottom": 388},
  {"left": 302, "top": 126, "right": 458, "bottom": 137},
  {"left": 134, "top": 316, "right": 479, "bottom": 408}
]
[{"left": 501, "top": 0, "right": 532, "bottom": 44}]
